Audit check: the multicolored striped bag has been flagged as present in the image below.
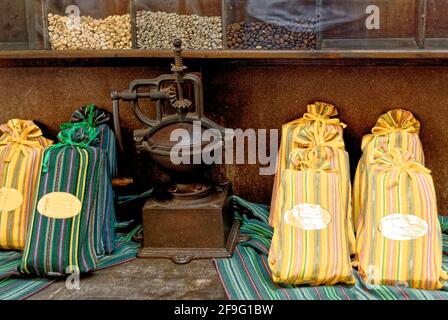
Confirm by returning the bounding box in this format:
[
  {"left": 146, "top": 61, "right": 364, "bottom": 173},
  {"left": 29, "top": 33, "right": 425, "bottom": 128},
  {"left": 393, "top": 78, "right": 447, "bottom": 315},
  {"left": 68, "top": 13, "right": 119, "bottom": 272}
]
[
  {"left": 269, "top": 102, "right": 346, "bottom": 229},
  {"left": 19, "top": 124, "right": 116, "bottom": 276},
  {"left": 290, "top": 125, "right": 356, "bottom": 254},
  {"left": 69, "top": 104, "right": 118, "bottom": 178},
  {"left": 353, "top": 109, "right": 424, "bottom": 229},
  {"left": 355, "top": 148, "right": 447, "bottom": 290},
  {"left": 269, "top": 151, "right": 355, "bottom": 286},
  {"left": 0, "top": 120, "right": 53, "bottom": 250}
]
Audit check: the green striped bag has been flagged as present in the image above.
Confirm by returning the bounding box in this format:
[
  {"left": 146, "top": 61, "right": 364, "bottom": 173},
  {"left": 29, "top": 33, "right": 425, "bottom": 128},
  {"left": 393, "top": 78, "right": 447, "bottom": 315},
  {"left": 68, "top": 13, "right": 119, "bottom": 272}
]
[
  {"left": 69, "top": 104, "right": 118, "bottom": 178},
  {"left": 19, "top": 124, "right": 116, "bottom": 276}
]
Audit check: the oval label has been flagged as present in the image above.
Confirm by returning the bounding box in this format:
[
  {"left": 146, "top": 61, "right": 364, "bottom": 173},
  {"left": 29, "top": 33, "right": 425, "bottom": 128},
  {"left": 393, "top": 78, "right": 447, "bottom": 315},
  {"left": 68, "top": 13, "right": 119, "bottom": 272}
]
[
  {"left": 37, "top": 192, "right": 82, "bottom": 219},
  {"left": 284, "top": 204, "right": 332, "bottom": 231},
  {"left": 379, "top": 214, "right": 428, "bottom": 241},
  {"left": 0, "top": 187, "right": 23, "bottom": 212}
]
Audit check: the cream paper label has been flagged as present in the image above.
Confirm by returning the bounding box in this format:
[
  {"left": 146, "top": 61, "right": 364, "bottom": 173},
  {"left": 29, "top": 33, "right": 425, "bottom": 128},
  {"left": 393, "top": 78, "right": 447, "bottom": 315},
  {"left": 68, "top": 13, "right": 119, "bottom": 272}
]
[
  {"left": 284, "top": 204, "right": 332, "bottom": 230},
  {"left": 37, "top": 192, "right": 82, "bottom": 219},
  {"left": 379, "top": 214, "right": 428, "bottom": 241},
  {"left": 0, "top": 187, "right": 23, "bottom": 212}
]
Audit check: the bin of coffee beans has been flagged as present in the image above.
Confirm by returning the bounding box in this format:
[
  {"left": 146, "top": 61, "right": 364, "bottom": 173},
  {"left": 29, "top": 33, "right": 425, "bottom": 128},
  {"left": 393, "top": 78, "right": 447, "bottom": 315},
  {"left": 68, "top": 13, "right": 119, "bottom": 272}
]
[
  {"left": 45, "top": 0, "right": 132, "bottom": 50},
  {"left": 226, "top": 18, "right": 318, "bottom": 50},
  {"left": 136, "top": 10, "right": 223, "bottom": 50},
  {"left": 47, "top": 13, "right": 132, "bottom": 50}
]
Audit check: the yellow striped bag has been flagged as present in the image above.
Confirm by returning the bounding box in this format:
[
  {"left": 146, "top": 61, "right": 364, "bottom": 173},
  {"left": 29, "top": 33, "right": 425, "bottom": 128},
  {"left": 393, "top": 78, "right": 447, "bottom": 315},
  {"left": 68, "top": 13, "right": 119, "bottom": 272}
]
[
  {"left": 355, "top": 148, "right": 447, "bottom": 290},
  {"left": 0, "top": 120, "right": 53, "bottom": 250},
  {"left": 291, "top": 125, "right": 356, "bottom": 255},
  {"left": 269, "top": 102, "right": 346, "bottom": 229},
  {"left": 353, "top": 109, "right": 425, "bottom": 230},
  {"left": 269, "top": 151, "right": 355, "bottom": 286}
]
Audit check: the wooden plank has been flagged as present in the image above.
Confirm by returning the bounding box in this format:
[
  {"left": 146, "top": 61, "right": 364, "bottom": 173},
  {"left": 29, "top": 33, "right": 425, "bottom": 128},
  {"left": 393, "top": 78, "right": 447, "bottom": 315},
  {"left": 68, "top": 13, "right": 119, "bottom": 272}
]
[{"left": 3, "top": 49, "right": 448, "bottom": 60}]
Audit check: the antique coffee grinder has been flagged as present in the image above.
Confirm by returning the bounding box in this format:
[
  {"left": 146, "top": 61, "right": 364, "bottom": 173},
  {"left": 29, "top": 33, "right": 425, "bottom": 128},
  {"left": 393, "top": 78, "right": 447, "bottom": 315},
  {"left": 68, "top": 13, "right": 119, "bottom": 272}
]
[{"left": 111, "top": 40, "right": 240, "bottom": 264}]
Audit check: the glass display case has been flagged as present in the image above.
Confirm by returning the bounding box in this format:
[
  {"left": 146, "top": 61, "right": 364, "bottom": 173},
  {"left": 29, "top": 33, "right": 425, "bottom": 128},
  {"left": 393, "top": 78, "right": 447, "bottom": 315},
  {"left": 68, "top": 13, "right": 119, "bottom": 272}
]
[
  {"left": 0, "top": 0, "right": 447, "bottom": 52},
  {"left": 222, "top": 0, "right": 319, "bottom": 50},
  {"left": 319, "top": 0, "right": 424, "bottom": 49},
  {"left": 133, "top": 0, "right": 223, "bottom": 50},
  {"left": 0, "top": 0, "right": 44, "bottom": 50},
  {"left": 424, "top": 0, "right": 448, "bottom": 49},
  {"left": 44, "top": 0, "right": 132, "bottom": 50}
]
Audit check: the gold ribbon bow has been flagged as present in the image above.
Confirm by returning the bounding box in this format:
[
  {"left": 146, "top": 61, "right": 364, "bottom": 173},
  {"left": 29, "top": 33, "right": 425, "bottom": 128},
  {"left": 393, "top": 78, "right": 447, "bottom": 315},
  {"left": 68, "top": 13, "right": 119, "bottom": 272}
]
[
  {"left": 0, "top": 120, "right": 44, "bottom": 163},
  {"left": 371, "top": 109, "right": 420, "bottom": 136},
  {"left": 371, "top": 147, "right": 430, "bottom": 187},
  {"left": 294, "top": 121, "right": 345, "bottom": 150},
  {"left": 289, "top": 148, "right": 333, "bottom": 172},
  {"left": 299, "top": 102, "right": 347, "bottom": 128}
]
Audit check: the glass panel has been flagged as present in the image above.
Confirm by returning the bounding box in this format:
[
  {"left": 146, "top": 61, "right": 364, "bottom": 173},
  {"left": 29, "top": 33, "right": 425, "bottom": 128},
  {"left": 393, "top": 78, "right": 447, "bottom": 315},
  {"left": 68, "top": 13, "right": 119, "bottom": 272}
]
[
  {"left": 425, "top": 0, "right": 448, "bottom": 49},
  {"left": 320, "top": 0, "right": 422, "bottom": 50},
  {"left": 134, "top": 0, "right": 223, "bottom": 50},
  {"left": 223, "top": 0, "right": 319, "bottom": 50},
  {"left": 45, "top": 0, "right": 132, "bottom": 50},
  {"left": 0, "top": 0, "right": 44, "bottom": 50}
]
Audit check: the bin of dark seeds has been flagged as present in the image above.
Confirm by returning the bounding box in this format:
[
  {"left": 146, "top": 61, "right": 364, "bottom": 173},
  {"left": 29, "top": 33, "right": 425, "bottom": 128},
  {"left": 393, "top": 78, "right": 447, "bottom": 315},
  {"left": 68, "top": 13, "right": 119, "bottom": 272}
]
[
  {"left": 224, "top": 0, "right": 318, "bottom": 50},
  {"left": 226, "top": 18, "right": 318, "bottom": 50}
]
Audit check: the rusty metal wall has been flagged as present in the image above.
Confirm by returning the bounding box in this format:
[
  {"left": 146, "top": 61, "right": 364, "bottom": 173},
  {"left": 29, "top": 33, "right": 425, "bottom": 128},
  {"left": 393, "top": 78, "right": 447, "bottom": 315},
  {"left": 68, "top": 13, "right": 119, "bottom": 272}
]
[{"left": 0, "top": 61, "right": 447, "bottom": 214}]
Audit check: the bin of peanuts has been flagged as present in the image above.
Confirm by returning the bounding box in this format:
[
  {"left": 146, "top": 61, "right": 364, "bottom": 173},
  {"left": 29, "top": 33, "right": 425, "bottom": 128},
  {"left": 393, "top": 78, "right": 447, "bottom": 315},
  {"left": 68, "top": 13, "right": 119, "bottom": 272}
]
[
  {"left": 223, "top": 0, "right": 319, "bottom": 50},
  {"left": 45, "top": 0, "right": 132, "bottom": 50},
  {"left": 134, "top": 0, "right": 223, "bottom": 50}
]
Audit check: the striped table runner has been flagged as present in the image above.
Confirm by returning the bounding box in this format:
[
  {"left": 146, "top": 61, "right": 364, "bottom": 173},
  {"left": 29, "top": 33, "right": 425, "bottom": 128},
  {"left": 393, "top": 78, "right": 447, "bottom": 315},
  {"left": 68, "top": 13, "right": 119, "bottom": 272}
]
[
  {"left": 215, "top": 196, "right": 448, "bottom": 300},
  {"left": 0, "top": 222, "right": 142, "bottom": 300}
]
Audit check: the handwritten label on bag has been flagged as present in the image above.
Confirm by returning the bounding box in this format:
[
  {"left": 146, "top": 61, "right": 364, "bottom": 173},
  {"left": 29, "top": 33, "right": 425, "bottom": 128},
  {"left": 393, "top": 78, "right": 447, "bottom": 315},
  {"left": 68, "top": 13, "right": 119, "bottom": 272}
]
[
  {"left": 379, "top": 214, "right": 428, "bottom": 241},
  {"left": 284, "top": 204, "right": 331, "bottom": 230},
  {"left": 0, "top": 187, "right": 23, "bottom": 212},
  {"left": 37, "top": 192, "right": 82, "bottom": 219}
]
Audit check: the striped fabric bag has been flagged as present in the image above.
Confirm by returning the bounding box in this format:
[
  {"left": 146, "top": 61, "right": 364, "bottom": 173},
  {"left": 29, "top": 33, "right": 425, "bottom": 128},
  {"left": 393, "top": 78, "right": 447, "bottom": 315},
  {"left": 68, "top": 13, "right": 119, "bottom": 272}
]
[
  {"left": 269, "top": 102, "right": 347, "bottom": 229},
  {"left": 0, "top": 120, "right": 53, "bottom": 250},
  {"left": 69, "top": 104, "right": 118, "bottom": 178},
  {"left": 353, "top": 109, "right": 424, "bottom": 229},
  {"left": 268, "top": 151, "right": 355, "bottom": 286},
  {"left": 355, "top": 148, "right": 447, "bottom": 290},
  {"left": 19, "top": 124, "right": 116, "bottom": 276},
  {"left": 291, "top": 125, "right": 356, "bottom": 254}
]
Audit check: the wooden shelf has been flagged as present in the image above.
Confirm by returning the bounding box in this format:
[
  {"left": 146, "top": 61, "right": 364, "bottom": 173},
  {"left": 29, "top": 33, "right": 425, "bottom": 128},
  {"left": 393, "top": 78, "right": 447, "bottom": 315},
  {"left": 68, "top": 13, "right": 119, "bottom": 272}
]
[{"left": 2, "top": 49, "right": 448, "bottom": 60}]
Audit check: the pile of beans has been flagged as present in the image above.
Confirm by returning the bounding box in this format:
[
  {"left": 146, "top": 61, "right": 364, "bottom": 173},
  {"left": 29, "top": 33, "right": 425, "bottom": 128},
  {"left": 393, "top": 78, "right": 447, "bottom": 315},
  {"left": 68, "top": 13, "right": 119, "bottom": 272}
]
[
  {"left": 48, "top": 13, "right": 132, "bottom": 50},
  {"left": 226, "top": 18, "right": 318, "bottom": 50},
  {"left": 136, "top": 11, "right": 223, "bottom": 50}
]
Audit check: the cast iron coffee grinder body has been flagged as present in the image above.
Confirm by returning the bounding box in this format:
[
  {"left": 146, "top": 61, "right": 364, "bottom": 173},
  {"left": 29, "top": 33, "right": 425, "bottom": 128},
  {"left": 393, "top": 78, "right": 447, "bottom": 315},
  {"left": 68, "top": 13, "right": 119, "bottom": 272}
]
[{"left": 111, "top": 40, "right": 240, "bottom": 264}]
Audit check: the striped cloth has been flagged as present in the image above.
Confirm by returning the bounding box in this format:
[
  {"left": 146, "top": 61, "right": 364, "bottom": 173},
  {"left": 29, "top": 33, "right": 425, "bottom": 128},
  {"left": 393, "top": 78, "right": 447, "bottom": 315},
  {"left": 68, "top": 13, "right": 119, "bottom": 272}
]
[
  {"left": 19, "top": 125, "right": 116, "bottom": 276},
  {"left": 0, "top": 120, "right": 53, "bottom": 250},
  {"left": 214, "top": 196, "right": 448, "bottom": 300},
  {"left": 269, "top": 152, "right": 355, "bottom": 285},
  {"left": 355, "top": 148, "right": 447, "bottom": 289},
  {"left": 353, "top": 109, "right": 425, "bottom": 229},
  {"left": 70, "top": 104, "right": 118, "bottom": 178},
  {"left": 0, "top": 222, "right": 142, "bottom": 300},
  {"left": 291, "top": 127, "right": 356, "bottom": 254},
  {"left": 269, "top": 102, "right": 347, "bottom": 229}
]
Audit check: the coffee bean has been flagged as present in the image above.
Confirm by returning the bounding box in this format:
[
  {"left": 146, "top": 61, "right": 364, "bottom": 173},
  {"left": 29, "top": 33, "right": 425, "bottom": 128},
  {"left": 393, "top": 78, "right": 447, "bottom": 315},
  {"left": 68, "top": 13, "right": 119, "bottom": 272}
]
[{"left": 226, "top": 18, "right": 317, "bottom": 50}]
